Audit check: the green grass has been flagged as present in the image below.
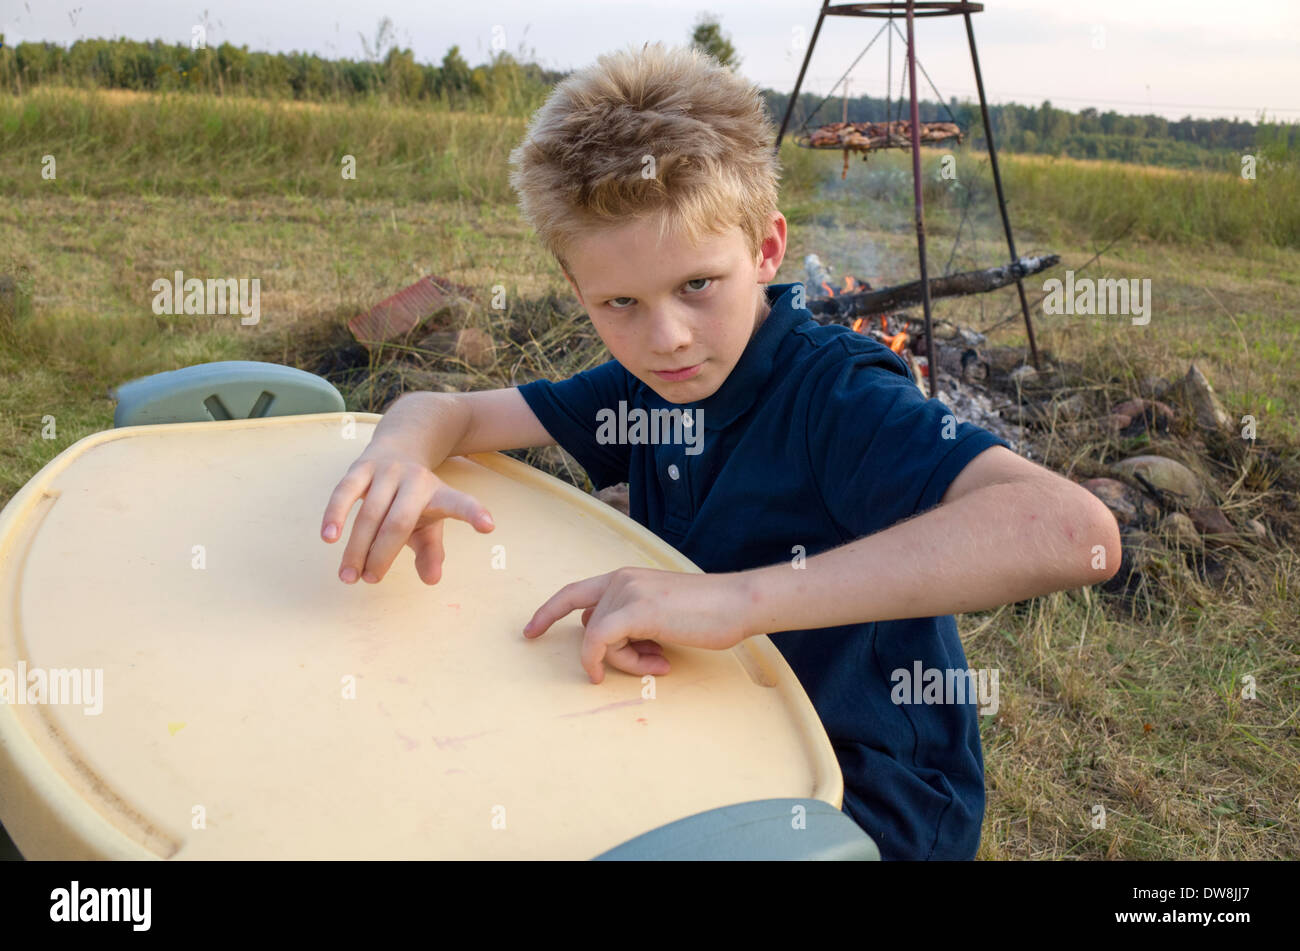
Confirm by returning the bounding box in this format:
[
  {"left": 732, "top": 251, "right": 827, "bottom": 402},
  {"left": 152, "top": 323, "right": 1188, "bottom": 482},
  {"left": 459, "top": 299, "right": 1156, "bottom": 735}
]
[
  {"left": 0, "top": 87, "right": 527, "bottom": 202},
  {"left": 1, "top": 86, "right": 1298, "bottom": 860}
]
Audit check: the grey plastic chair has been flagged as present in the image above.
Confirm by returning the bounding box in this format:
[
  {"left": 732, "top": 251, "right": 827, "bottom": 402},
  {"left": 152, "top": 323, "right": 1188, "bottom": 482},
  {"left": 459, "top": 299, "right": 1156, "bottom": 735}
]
[
  {"left": 111, "top": 360, "right": 345, "bottom": 427},
  {"left": 593, "top": 798, "right": 880, "bottom": 860}
]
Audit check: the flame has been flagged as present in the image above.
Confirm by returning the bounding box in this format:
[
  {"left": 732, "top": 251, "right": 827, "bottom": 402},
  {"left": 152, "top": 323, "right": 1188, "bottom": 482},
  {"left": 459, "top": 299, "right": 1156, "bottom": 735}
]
[
  {"left": 851, "top": 317, "right": 864, "bottom": 333},
  {"left": 878, "top": 316, "right": 908, "bottom": 353},
  {"left": 821, "top": 275, "right": 864, "bottom": 298}
]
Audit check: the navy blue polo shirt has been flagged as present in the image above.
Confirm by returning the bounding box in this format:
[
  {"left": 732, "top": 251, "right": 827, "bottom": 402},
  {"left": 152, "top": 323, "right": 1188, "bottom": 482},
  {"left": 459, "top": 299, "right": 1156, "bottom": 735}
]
[{"left": 516, "top": 282, "right": 1008, "bottom": 860}]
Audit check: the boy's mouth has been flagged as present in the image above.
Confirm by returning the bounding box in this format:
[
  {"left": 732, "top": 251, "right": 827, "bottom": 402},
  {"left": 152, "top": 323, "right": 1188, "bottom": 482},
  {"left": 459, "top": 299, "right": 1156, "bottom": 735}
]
[{"left": 652, "top": 362, "right": 703, "bottom": 382}]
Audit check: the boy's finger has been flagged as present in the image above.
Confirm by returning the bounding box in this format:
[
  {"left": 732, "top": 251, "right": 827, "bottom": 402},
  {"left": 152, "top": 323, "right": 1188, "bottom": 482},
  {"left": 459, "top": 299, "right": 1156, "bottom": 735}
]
[
  {"left": 431, "top": 485, "right": 495, "bottom": 532},
  {"left": 522, "top": 574, "right": 610, "bottom": 638},
  {"left": 338, "top": 469, "right": 400, "bottom": 582},
  {"left": 592, "top": 638, "right": 671, "bottom": 685},
  {"left": 408, "top": 521, "right": 446, "bottom": 585},
  {"left": 321, "top": 464, "right": 373, "bottom": 541},
  {"left": 580, "top": 613, "right": 636, "bottom": 684},
  {"left": 360, "top": 481, "right": 439, "bottom": 582}
]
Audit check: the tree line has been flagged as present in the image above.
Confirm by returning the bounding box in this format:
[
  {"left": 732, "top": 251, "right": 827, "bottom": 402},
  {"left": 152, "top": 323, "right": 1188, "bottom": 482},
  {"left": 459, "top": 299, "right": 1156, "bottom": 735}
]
[
  {"left": 1, "top": 34, "right": 1293, "bottom": 169},
  {"left": 767, "top": 91, "right": 1297, "bottom": 171},
  {"left": 0, "top": 35, "right": 561, "bottom": 114}
]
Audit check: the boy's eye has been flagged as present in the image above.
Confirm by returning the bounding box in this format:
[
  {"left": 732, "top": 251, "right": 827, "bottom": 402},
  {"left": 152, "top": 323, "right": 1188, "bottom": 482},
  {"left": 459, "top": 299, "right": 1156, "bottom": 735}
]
[{"left": 605, "top": 278, "right": 714, "bottom": 309}]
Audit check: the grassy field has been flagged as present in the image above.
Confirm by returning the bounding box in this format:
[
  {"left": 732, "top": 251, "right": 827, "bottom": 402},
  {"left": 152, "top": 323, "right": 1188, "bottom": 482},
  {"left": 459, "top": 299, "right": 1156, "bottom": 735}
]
[{"left": 2, "top": 87, "right": 1297, "bottom": 859}]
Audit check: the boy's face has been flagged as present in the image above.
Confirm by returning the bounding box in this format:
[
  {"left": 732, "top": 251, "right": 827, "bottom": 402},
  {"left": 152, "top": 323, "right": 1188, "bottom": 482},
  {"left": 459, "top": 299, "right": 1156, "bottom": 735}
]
[{"left": 562, "top": 212, "right": 786, "bottom": 404}]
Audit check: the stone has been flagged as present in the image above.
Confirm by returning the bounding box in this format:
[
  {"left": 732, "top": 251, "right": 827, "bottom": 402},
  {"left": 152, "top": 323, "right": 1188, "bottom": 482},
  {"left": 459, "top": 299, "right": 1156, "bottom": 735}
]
[
  {"left": 1053, "top": 393, "right": 1087, "bottom": 420},
  {"left": 1121, "top": 529, "right": 1154, "bottom": 570},
  {"left": 1110, "top": 398, "right": 1174, "bottom": 434},
  {"left": 935, "top": 344, "right": 966, "bottom": 379},
  {"left": 1104, "top": 413, "right": 1133, "bottom": 434},
  {"left": 417, "top": 327, "right": 497, "bottom": 368},
  {"left": 1081, "top": 478, "right": 1143, "bottom": 527},
  {"left": 593, "top": 483, "right": 631, "bottom": 517},
  {"left": 1009, "top": 365, "right": 1038, "bottom": 388},
  {"left": 985, "top": 346, "right": 1027, "bottom": 375},
  {"left": 1174, "top": 362, "right": 1231, "bottom": 430},
  {"left": 1111, "top": 455, "right": 1208, "bottom": 507},
  {"left": 1102, "top": 527, "right": 1153, "bottom": 594},
  {"left": 959, "top": 349, "right": 990, "bottom": 384},
  {"left": 1138, "top": 375, "right": 1172, "bottom": 400},
  {"left": 1159, "top": 512, "right": 1200, "bottom": 547},
  {"left": 931, "top": 319, "right": 960, "bottom": 340},
  {"left": 453, "top": 327, "right": 496, "bottom": 368},
  {"left": 1189, "top": 506, "right": 1234, "bottom": 537}
]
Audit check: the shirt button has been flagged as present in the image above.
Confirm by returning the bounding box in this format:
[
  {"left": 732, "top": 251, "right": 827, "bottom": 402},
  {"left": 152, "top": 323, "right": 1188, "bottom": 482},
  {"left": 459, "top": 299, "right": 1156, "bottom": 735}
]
[{"left": 667, "top": 464, "right": 680, "bottom": 481}]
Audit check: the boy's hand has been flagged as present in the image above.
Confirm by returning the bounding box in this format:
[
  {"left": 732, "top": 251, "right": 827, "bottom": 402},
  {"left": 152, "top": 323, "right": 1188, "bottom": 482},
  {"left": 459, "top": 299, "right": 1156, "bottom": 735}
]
[
  {"left": 321, "top": 449, "right": 494, "bottom": 586},
  {"left": 522, "top": 567, "right": 750, "bottom": 684}
]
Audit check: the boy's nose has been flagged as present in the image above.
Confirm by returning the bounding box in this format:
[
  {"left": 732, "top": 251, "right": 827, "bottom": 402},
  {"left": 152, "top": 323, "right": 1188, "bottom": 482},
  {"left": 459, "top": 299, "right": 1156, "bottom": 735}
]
[{"left": 645, "top": 308, "right": 694, "bottom": 355}]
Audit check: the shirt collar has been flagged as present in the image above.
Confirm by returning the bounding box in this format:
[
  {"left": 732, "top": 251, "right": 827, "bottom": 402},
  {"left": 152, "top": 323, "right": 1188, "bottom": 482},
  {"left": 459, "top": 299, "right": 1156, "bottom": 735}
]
[{"left": 641, "top": 282, "right": 806, "bottom": 431}]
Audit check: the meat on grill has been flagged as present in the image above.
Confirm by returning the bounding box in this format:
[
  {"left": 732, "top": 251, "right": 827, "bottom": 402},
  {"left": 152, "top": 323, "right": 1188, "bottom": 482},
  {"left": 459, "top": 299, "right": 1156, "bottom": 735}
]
[{"left": 807, "top": 120, "right": 963, "bottom": 151}]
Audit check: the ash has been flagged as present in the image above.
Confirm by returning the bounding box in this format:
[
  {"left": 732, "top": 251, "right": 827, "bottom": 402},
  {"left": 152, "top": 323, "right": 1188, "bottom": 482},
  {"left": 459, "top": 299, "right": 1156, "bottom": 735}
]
[{"left": 932, "top": 375, "right": 1030, "bottom": 458}]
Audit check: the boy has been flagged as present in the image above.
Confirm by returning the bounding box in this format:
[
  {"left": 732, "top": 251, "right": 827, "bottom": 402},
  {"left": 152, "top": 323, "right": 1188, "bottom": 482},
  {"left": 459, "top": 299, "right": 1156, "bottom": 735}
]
[{"left": 320, "top": 42, "right": 1120, "bottom": 860}]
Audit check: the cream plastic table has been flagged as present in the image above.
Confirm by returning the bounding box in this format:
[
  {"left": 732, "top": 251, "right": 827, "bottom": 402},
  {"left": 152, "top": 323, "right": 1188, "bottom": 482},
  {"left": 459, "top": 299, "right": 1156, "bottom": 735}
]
[{"left": 0, "top": 408, "right": 877, "bottom": 860}]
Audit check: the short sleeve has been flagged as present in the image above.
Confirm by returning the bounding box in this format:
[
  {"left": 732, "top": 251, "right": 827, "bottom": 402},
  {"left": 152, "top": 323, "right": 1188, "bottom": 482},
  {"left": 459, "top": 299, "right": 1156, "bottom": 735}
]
[
  {"left": 516, "top": 359, "right": 633, "bottom": 490},
  {"left": 806, "top": 347, "right": 1009, "bottom": 541}
]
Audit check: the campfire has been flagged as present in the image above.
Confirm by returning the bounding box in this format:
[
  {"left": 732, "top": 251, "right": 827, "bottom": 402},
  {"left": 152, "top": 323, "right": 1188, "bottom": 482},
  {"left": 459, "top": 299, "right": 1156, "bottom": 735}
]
[
  {"left": 803, "top": 252, "right": 1027, "bottom": 451},
  {"left": 806, "top": 253, "right": 927, "bottom": 375}
]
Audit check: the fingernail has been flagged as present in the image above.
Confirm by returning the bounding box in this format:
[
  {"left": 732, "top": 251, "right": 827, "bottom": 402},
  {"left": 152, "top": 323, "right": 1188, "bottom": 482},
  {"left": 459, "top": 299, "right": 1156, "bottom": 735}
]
[
  {"left": 482, "top": 514, "right": 494, "bottom": 528},
  {"left": 362, "top": 572, "right": 377, "bottom": 583},
  {"left": 341, "top": 567, "right": 356, "bottom": 583},
  {"left": 522, "top": 620, "right": 533, "bottom": 633},
  {"left": 323, "top": 524, "right": 338, "bottom": 540}
]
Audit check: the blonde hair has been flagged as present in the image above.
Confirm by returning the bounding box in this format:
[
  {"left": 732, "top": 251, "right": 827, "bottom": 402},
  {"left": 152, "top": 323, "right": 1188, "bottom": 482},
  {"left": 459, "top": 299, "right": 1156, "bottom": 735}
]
[{"left": 507, "top": 41, "right": 782, "bottom": 280}]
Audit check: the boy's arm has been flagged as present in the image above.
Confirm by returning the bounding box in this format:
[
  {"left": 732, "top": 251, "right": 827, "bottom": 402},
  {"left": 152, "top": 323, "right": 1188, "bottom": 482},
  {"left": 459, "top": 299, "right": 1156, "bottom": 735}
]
[
  {"left": 735, "top": 446, "right": 1121, "bottom": 637},
  {"left": 371, "top": 388, "right": 557, "bottom": 469},
  {"left": 519, "top": 447, "right": 1119, "bottom": 684}
]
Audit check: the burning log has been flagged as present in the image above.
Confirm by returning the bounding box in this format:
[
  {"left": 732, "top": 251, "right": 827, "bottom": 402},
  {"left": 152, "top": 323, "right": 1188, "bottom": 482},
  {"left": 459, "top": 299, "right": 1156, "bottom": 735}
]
[{"left": 806, "top": 255, "right": 1060, "bottom": 322}]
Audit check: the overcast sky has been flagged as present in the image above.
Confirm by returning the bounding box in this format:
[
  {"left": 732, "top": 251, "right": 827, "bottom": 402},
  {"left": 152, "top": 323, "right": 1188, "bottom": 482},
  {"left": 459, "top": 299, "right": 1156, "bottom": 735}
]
[{"left": 2, "top": 0, "right": 1296, "bottom": 122}]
